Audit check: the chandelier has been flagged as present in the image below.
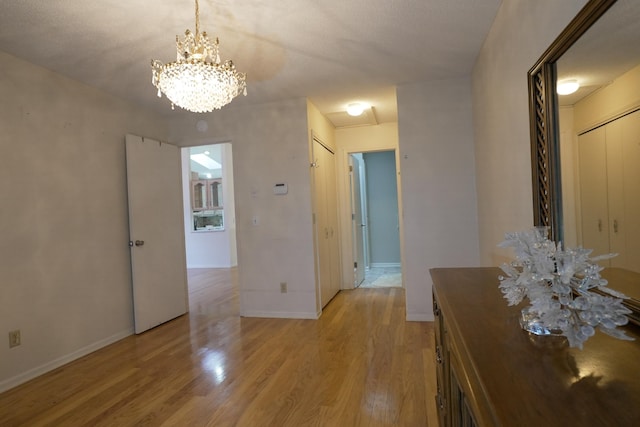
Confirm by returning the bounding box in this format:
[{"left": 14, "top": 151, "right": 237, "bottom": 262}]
[{"left": 151, "top": 0, "right": 247, "bottom": 113}]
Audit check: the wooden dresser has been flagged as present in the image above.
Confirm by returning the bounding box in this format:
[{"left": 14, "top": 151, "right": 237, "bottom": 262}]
[{"left": 430, "top": 267, "right": 640, "bottom": 427}]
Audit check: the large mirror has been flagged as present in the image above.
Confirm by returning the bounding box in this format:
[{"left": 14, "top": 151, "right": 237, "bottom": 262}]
[{"left": 528, "top": 0, "right": 640, "bottom": 313}]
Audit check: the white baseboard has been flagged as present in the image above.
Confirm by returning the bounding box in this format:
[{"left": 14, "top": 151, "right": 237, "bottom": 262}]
[
  {"left": 187, "top": 264, "right": 232, "bottom": 269},
  {"left": 240, "top": 310, "right": 319, "bottom": 320},
  {"left": 406, "top": 311, "right": 434, "bottom": 322},
  {"left": 369, "top": 262, "right": 401, "bottom": 268},
  {"left": 0, "top": 328, "right": 133, "bottom": 393}
]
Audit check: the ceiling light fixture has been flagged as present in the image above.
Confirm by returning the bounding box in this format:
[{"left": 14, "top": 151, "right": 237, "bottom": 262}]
[
  {"left": 346, "top": 103, "right": 365, "bottom": 116},
  {"left": 190, "top": 153, "right": 222, "bottom": 170},
  {"left": 151, "top": 0, "right": 247, "bottom": 113},
  {"left": 557, "top": 79, "right": 580, "bottom": 95}
]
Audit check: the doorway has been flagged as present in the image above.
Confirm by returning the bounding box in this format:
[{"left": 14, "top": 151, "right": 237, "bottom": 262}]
[
  {"left": 349, "top": 150, "right": 402, "bottom": 288},
  {"left": 181, "top": 143, "right": 238, "bottom": 269}
]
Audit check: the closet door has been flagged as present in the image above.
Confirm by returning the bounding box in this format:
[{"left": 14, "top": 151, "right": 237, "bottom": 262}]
[
  {"left": 621, "top": 111, "right": 640, "bottom": 272},
  {"left": 605, "top": 119, "right": 626, "bottom": 268},
  {"left": 578, "top": 127, "right": 610, "bottom": 263},
  {"left": 578, "top": 112, "right": 640, "bottom": 273},
  {"left": 312, "top": 139, "right": 340, "bottom": 309}
]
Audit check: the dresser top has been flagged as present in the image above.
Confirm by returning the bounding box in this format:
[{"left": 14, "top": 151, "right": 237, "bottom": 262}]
[{"left": 431, "top": 267, "right": 640, "bottom": 427}]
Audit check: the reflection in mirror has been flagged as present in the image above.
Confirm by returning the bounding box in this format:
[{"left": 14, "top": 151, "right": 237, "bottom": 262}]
[
  {"left": 528, "top": 0, "right": 640, "bottom": 312},
  {"left": 189, "top": 144, "right": 224, "bottom": 232},
  {"left": 555, "top": 0, "right": 640, "bottom": 274}
]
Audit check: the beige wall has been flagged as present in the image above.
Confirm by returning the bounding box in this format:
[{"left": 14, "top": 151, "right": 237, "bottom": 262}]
[
  {"left": 169, "top": 98, "right": 321, "bottom": 319},
  {"left": 559, "top": 106, "right": 580, "bottom": 248},
  {"left": 396, "top": 78, "right": 480, "bottom": 321},
  {"left": 472, "top": 0, "right": 587, "bottom": 265},
  {"left": 0, "top": 51, "right": 169, "bottom": 391},
  {"left": 574, "top": 63, "right": 640, "bottom": 133}
]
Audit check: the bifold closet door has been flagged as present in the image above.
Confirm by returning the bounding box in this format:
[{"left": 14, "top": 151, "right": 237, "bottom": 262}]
[
  {"left": 312, "top": 139, "right": 340, "bottom": 308},
  {"left": 578, "top": 110, "right": 640, "bottom": 273},
  {"left": 620, "top": 112, "right": 640, "bottom": 272},
  {"left": 578, "top": 127, "right": 610, "bottom": 262}
]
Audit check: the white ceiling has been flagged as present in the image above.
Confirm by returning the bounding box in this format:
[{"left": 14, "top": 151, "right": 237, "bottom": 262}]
[
  {"left": 0, "top": 0, "right": 502, "bottom": 126},
  {"left": 556, "top": 0, "right": 640, "bottom": 106}
]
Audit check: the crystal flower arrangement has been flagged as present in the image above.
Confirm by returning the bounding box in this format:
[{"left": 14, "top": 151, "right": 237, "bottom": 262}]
[{"left": 498, "top": 227, "right": 634, "bottom": 349}]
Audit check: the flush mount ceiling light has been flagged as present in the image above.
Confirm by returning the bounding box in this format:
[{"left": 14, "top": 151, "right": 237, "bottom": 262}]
[
  {"left": 151, "top": 0, "right": 247, "bottom": 113},
  {"left": 346, "top": 103, "right": 365, "bottom": 116},
  {"left": 557, "top": 79, "right": 580, "bottom": 95}
]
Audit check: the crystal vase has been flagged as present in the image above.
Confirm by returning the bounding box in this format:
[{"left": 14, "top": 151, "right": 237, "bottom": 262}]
[{"left": 519, "top": 307, "right": 563, "bottom": 336}]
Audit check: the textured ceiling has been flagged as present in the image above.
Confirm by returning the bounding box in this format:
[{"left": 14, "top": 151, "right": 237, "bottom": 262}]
[{"left": 0, "top": 0, "right": 502, "bottom": 125}]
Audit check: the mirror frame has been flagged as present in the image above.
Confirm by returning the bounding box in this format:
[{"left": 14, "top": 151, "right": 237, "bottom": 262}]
[{"left": 528, "top": 0, "right": 617, "bottom": 243}]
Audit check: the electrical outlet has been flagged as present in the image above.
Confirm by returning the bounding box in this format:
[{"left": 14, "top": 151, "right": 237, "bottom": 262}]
[
  {"left": 9, "top": 330, "right": 21, "bottom": 348},
  {"left": 280, "top": 282, "right": 287, "bottom": 293}
]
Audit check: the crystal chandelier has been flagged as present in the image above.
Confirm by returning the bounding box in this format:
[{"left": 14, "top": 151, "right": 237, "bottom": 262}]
[{"left": 151, "top": 0, "right": 247, "bottom": 113}]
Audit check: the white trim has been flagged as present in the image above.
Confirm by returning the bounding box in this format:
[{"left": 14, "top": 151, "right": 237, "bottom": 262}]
[
  {"left": 240, "top": 310, "right": 320, "bottom": 320},
  {"left": 0, "top": 328, "right": 133, "bottom": 393},
  {"left": 406, "top": 312, "right": 434, "bottom": 322},
  {"left": 370, "top": 262, "right": 401, "bottom": 268},
  {"left": 186, "top": 263, "right": 233, "bottom": 269}
]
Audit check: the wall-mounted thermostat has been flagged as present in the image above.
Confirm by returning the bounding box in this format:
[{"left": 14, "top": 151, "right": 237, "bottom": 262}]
[{"left": 274, "top": 183, "right": 288, "bottom": 195}]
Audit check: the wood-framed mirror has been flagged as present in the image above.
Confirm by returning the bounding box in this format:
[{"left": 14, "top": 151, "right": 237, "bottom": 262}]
[
  {"left": 528, "top": 0, "right": 640, "bottom": 318},
  {"left": 528, "top": 0, "right": 617, "bottom": 243}
]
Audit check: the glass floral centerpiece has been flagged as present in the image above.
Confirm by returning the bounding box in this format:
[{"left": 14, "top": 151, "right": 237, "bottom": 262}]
[{"left": 498, "top": 227, "right": 634, "bottom": 349}]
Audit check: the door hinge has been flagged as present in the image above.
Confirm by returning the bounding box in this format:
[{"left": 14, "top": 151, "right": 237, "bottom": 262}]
[
  {"left": 354, "top": 262, "right": 358, "bottom": 268},
  {"left": 349, "top": 165, "right": 353, "bottom": 172}
]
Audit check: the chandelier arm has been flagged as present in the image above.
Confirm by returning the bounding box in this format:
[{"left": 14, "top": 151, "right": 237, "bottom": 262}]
[{"left": 195, "top": 0, "right": 200, "bottom": 36}]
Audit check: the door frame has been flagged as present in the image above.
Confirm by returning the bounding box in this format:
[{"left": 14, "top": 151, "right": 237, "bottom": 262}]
[
  {"left": 180, "top": 141, "right": 238, "bottom": 269},
  {"left": 336, "top": 144, "right": 404, "bottom": 290}
]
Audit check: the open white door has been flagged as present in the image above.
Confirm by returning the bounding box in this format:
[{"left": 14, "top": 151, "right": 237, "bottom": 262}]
[
  {"left": 125, "top": 134, "right": 188, "bottom": 334},
  {"left": 349, "top": 155, "right": 365, "bottom": 287}
]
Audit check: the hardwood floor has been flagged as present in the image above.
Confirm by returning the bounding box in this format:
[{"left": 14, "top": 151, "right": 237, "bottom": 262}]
[{"left": 0, "top": 268, "right": 437, "bottom": 427}]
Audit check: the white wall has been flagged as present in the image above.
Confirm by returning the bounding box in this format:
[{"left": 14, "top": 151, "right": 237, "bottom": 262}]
[
  {"left": 472, "top": 0, "right": 588, "bottom": 265},
  {"left": 0, "top": 51, "right": 169, "bottom": 391},
  {"left": 169, "top": 98, "right": 320, "bottom": 319},
  {"left": 181, "top": 143, "right": 237, "bottom": 268},
  {"left": 396, "top": 78, "right": 480, "bottom": 321}
]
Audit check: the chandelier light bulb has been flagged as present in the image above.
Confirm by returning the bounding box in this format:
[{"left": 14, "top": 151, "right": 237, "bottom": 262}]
[
  {"left": 151, "top": 0, "right": 247, "bottom": 113},
  {"left": 557, "top": 79, "right": 579, "bottom": 95}
]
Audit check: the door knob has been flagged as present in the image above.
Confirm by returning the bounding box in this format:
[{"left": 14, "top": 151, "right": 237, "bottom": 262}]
[{"left": 135, "top": 240, "right": 145, "bottom": 246}]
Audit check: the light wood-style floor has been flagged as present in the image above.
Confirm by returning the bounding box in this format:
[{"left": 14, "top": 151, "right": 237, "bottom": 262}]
[{"left": 0, "top": 268, "right": 437, "bottom": 427}]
